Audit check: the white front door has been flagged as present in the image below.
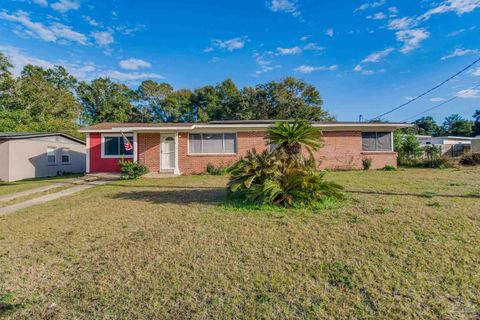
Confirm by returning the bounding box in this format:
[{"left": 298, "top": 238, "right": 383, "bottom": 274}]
[{"left": 161, "top": 135, "right": 176, "bottom": 171}]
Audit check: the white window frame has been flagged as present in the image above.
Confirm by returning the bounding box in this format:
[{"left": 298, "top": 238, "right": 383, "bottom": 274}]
[
  {"left": 61, "top": 148, "right": 71, "bottom": 164},
  {"left": 187, "top": 132, "right": 237, "bottom": 155},
  {"left": 47, "top": 147, "right": 57, "bottom": 165},
  {"left": 361, "top": 131, "right": 394, "bottom": 152},
  {"left": 101, "top": 133, "right": 134, "bottom": 159}
]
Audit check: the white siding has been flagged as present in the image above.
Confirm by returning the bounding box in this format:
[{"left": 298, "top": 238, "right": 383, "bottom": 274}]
[{"left": 5, "top": 136, "right": 86, "bottom": 182}]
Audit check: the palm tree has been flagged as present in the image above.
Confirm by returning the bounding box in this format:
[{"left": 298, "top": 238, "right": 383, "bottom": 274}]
[{"left": 267, "top": 120, "right": 323, "bottom": 160}]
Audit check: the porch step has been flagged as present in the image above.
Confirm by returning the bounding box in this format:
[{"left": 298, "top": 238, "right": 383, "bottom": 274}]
[{"left": 144, "top": 172, "right": 179, "bottom": 178}]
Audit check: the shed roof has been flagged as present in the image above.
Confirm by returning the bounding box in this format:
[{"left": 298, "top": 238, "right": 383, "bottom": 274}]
[{"left": 0, "top": 132, "right": 85, "bottom": 144}]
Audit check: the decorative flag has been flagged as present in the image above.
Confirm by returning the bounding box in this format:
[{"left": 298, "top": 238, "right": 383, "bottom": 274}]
[{"left": 121, "top": 132, "right": 133, "bottom": 151}]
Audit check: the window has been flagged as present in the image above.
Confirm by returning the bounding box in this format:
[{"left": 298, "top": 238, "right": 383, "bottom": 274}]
[
  {"left": 189, "top": 133, "right": 237, "bottom": 154},
  {"left": 102, "top": 135, "right": 134, "bottom": 157},
  {"left": 61, "top": 149, "right": 70, "bottom": 164},
  {"left": 362, "top": 132, "right": 392, "bottom": 151},
  {"left": 47, "top": 147, "right": 56, "bottom": 164}
]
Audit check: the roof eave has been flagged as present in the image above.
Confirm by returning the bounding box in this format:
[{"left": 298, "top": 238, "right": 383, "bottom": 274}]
[{"left": 78, "top": 122, "right": 412, "bottom": 133}]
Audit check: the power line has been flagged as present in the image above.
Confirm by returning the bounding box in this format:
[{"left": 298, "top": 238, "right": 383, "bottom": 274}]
[
  {"left": 403, "top": 83, "right": 480, "bottom": 121},
  {"left": 370, "top": 56, "right": 480, "bottom": 121}
]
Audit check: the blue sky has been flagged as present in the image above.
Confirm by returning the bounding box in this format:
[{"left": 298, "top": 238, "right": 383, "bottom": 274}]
[{"left": 1, "top": 0, "right": 479, "bottom": 122}]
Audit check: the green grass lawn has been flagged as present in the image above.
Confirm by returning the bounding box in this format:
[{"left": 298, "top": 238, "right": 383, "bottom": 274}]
[
  {"left": 1, "top": 168, "right": 479, "bottom": 319},
  {"left": 0, "top": 174, "right": 84, "bottom": 197}
]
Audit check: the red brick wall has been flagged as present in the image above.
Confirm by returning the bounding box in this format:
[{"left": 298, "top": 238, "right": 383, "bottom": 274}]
[
  {"left": 314, "top": 131, "right": 363, "bottom": 170},
  {"left": 138, "top": 133, "right": 160, "bottom": 173},
  {"left": 135, "top": 130, "right": 397, "bottom": 174},
  {"left": 178, "top": 131, "right": 268, "bottom": 175},
  {"left": 362, "top": 152, "right": 398, "bottom": 169}
]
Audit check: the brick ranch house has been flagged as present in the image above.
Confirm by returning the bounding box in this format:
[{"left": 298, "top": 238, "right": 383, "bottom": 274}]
[{"left": 79, "top": 120, "right": 410, "bottom": 175}]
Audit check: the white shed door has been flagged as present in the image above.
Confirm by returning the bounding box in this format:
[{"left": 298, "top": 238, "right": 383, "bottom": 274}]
[{"left": 161, "top": 136, "right": 175, "bottom": 170}]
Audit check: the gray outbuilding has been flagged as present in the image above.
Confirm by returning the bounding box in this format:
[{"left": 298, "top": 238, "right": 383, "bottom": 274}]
[{"left": 0, "top": 132, "right": 86, "bottom": 182}]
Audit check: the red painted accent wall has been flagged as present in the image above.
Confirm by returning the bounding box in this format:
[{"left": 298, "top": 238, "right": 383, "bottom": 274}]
[{"left": 88, "top": 133, "right": 131, "bottom": 173}]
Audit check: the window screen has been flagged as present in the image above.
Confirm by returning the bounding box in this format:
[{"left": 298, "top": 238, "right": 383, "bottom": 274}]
[
  {"left": 362, "top": 132, "right": 392, "bottom": 151},
  {"left": 189, "top": 133, "right": 237, "bottom": 154},
  {"left": 61, "top": 149, "right": 70, "bottom": 163},
  {"left": 47, "top": 147, "right": 56, "bottom": 163},
  {"left": 103, "top": 136, "right": 134, "bottom": 156}
]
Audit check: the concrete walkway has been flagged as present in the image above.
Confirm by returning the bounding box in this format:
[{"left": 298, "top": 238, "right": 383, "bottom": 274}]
[
  {"left": 0, "top": 183, "right": 68, "bottom": 202},
  {"left": 0, "top": 180, "right": 108, "bottom": 217}
]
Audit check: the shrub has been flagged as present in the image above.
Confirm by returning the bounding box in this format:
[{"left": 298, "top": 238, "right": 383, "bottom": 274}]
[
  {"left": 206, "top": 163, "right": 229, "bottom": 175},
  {"left": 227, "top": 121, "right": 344, "bottom": 208},
  {"left": 459, "top": 153, "right": 480, "bottom": 166},
  {"left": 362, "top": 158, "right": 372, "bottom": 171},
  {"left": 382, "top": 165, "right": 396, "bottom": 171},
  {"left": 119, "top": 160, "right": 148, "bottom": 180}
]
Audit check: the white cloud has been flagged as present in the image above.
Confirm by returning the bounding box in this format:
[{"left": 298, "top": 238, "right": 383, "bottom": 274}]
[
  {"left": 102, "top": 70, "right": 163, "bottom": 82},
  {"left": 119, "top": 58, "right": 151, "bottom": 70},
  {"left": 209, "top": 37, "right": 247, "bottom": 52},
  {"left": 0, "top": 10, "right": 56, "bottom": 42},
  {"left": 396, "top": 28, "right": 430, "bottom": 53},
  {"left": 0, "top": 10, "right": 88, "bottom": 45},
  {"left": 276, "top": 46, "right": 302, "bottom": 55},
  {"left": 91, "top": 31, "right": 114, "bottom": 46},
  {"left": 361, "top": 48, "right": 395, "bottom": 63},
  {"left": 32, "top": 0, "right": 48, "bottom": 6},
  {"left": 300, "top": 35, "right": 310, "bottom": 41},
  {"left": 367, "top": 12, "right": 387, "bottom": 20},
  {"left": 420, "top": 0, "right": 480, "bottom": 21},
  {"left": 456, "top": 88, "right": 480, "bottom": 98},
  {"left": 447, "top": 28, "right": 466, "bottom": 36},
  {"left": 0, "top": 45, "right": 164, "bottom": 83},
  {"left": 267, "top": 0, "right": 300, "bottom": 17},
  {"left": 325, "top": 28, "right": 334, "bottom": 37},
  {"left": 294, "top": 64, "right": 338, "bottom": 74},
  {"left": 471, "top": 67, "right": 480, "bottom": 76},
  {"left": 354, "top": 0, "right": 386, "bottom": 12},
  {"left": 253, "top": 52, "right": 281, "bottom": 76},
  {"left": 0, "top": 45, "right": 53, "bottom": 76},
  {"left": 387, "top": 17, "right": 418, "bottom": 30},
  {"left": 353, "top": 64, "right": 385, "bottom": 75},
  {"left": 388, "top": 6, "right": 399, "bottom": 14},
  {"left": 49, "top": 22, "right": 88, "bottom": 45},
  {"left": 303, "top": 42, "right": 324, "bottom": 51},
  {"left": 83, "top": 15, "right": 101, "bottom": 27},
  {"left": 430, "top": 97, "right": 446, "bottom": 102},
  {"left": 441, "top": 48, "right": 480, "bottom": 60},
  {"left": 51, "top": 0, "right": 80, "bottom": 13}
]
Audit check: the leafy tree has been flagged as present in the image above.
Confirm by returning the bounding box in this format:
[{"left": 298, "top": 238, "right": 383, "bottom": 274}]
[
  {"left": 242, "top": 77, "right": 334, "bottom": 121},
  {"left": 443, "top": 114, "right": 474, "bottom": 136},
  {"left": 77, "top": 78, "right": 135, "bottom": 124},
  {"left": 137, "top": 80, "right": 173, "bottom": 122},
  {"left": 0, "top": 52, "right": 15, "bottom": 109},
  {"left": 394, "top": 131, "right": 423, "bottom": 161},
  {"left": 190, "top": 85, "right": 219, "bottom": 122},
  {"left": 473, "top": 109, "right": 480, "bottom": 136},
  {"left": 0, "top": 62, "right": 81, "bottom": 136},
  {"left": 161, "top": 89, "right": 193, "bottom": 122},
  {"left": 412, "top": 116, "right": 441, "bottom": 136}
]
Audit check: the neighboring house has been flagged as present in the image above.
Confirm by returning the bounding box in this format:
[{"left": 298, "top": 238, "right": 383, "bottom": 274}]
[
  {"left": 0, "top": 133, "right": 86, "bottom": 182},
  {"left": 416, "top": 135, "right": 474, "bottom": 146},
  {"left": 416, "top": 135, "right": 473, "bottom": 157},
  {"left": 79, "top": 121, "right": 410, "bottom": 175},
  {"left": 473, "top": 137, "right": 480, "bottom": 154}
]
